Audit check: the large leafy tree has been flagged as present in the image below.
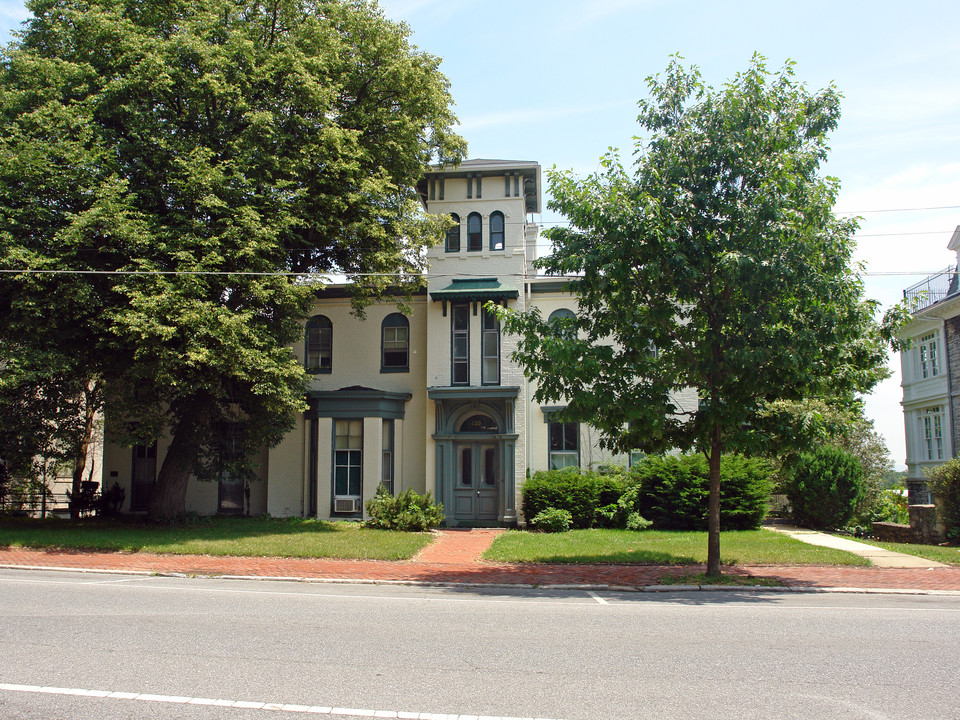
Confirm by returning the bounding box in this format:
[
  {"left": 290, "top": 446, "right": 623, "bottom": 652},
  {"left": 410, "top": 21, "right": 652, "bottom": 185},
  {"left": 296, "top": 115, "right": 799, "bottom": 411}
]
[
  {"left": 501, "top": 56, "right": 891, "bottom": 576},
  {"left": 0, "top": 0, "right": 464, "bottom": 518}
]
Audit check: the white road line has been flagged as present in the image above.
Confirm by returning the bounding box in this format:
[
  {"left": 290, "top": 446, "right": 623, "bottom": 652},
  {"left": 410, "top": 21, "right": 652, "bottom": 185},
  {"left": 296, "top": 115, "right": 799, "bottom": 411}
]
[
  {"left": 586, "top": 591, "right": 608, "bottom": 605},
  {"left": 0, "top": 683, "right": 564, "bottom": 720}
]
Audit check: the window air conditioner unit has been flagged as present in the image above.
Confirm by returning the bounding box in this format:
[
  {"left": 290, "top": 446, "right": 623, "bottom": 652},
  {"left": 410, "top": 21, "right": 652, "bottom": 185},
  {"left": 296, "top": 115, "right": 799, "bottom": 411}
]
[{"left": 334, "top": 498, "right": 360, "bottom": 514}]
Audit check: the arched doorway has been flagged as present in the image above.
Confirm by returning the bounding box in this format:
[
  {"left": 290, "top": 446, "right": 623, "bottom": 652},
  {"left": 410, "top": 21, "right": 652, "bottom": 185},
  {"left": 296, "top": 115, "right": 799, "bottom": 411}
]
[
  {"left": 453, "top": 414, "right": 500, "bottom": 521},
  {"left": 428, "top": 387, "right": 520, "bottom": 527}
]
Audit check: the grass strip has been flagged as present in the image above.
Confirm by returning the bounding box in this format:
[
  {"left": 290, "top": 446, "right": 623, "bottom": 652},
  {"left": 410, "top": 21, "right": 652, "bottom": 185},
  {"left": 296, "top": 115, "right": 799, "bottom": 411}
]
[
  {"left": 657, "top": 572, "right": 784, "bottom": 587},
  {"left": 0, "top": 516, "right": 432, "bottom": 560},
  {"left": 848, "top": 538, "right": 960, "bottom": 566},
  {"left": 483, "top": 528, "right": 870, "bottom": 566}
]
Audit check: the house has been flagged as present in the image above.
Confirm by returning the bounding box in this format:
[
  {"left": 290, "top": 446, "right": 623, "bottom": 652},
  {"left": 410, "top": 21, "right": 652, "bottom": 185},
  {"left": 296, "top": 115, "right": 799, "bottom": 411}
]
[
  {"left": 899, "top": 225, "right": 960, "bottom": 504},
  {"left": 100, "top": 158, "right": 696, "bottom": 525}
]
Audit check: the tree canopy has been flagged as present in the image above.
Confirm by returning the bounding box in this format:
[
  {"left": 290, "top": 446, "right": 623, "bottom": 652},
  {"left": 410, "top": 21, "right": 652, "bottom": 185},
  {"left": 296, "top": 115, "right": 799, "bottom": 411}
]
[
  {"left": 500, "top": 55, "right": 891, "bottom": 575},
  {"left": 0, "top": 0, "right": 465, "bottom": 517}
]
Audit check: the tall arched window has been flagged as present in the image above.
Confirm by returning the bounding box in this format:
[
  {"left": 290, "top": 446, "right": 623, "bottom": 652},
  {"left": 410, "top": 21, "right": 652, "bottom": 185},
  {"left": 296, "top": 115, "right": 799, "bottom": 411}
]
[
  {"left": 445, "top": 213, "right": 460, "bottom": 252},
  {"left": 489, "top": 211, "right": 504, "bottom": 250},
  {"left": 381, "top": 313, "right": 410, "bottom": 372},
  {"left": 305, "top": 315, "right": 332, "bottom": 373},
  {"left": 467, "top": 212, "right": 482, "bottom": 252},
  {"left": 548, "top": 308, "right": 577, "bottom": 339}
]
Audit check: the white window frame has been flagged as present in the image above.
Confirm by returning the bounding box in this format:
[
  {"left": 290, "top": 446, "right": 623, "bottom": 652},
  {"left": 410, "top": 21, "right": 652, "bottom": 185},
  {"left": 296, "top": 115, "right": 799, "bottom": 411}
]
[
  {"left": 548, "top": 420, "right": 579, "bottom": 470},
  {"left": 334, "top": 419, "right": 363, "bottom": 501},
  {"left": 921, "top": 407, "right": 945, "bottom": 461},
  {"left": 917, "top": 331, "right": 940, "bottom": 380}
]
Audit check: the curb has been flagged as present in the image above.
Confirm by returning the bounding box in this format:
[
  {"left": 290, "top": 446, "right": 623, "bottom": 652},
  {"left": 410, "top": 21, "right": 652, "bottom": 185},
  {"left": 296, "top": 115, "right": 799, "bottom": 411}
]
[{"left": 4, "top": 563, "right": 960, "bottom": 596}]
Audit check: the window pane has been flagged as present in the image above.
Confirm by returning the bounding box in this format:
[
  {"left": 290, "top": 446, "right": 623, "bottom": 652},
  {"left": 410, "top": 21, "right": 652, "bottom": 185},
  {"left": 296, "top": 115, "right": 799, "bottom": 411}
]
[
  {"left": 468, "top": 214, "right": 482, "bottom": 251},
  {"left": 482, "top": 358, "right": 498, "bottom": 383},
  {"left": 460, "top": 447, "right": 472, "bottom": 486},
  {"left": 550, "top": 452, "right": 578, "bottom": 470},
  {"left": 453, "top": 304, "right": 469, "bottom": 329},
  {"left": 446, "top": 214, "right": 460, "bottom": 251},
  {"left": 549, "top": 422, "right": 563, "bottom": 451},
  {"left": 483, "top": 448, "right": 496, "bottom": 486},
  {"left": 483, "top": 332, "right": 498, "bottom": 356},
  {"left": 453, "top": 361, "right": 468, "bottom": 384}
]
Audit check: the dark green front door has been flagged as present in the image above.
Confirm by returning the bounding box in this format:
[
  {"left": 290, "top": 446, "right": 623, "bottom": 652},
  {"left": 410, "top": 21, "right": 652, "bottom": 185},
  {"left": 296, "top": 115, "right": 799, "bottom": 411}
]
[{"left": 453, "top": 442, "right": 498, "bottom": 521}]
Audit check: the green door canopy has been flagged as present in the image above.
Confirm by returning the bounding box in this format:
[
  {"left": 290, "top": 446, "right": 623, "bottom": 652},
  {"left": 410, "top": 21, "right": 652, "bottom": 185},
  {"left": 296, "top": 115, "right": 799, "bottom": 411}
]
[{"left": 429, "top": 278, "right": 519, "bottom": 303}]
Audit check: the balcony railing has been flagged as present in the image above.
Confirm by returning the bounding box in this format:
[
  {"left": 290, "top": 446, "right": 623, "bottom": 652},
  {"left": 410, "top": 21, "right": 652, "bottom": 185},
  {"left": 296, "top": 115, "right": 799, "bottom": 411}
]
[{"left": 904, "top": 266, "right": 958, "bottom": 312}]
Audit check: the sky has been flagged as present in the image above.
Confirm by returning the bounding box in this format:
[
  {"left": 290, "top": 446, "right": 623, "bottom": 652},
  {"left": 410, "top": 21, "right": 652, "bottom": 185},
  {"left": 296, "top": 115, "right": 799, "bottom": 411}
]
[{"left": 2, "top": 0, "right": 959, "bottom": 468}]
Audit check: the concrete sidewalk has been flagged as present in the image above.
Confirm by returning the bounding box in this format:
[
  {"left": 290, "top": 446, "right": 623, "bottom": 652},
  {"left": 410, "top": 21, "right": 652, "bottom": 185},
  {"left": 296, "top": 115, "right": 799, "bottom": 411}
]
[
  {"left": 2, "top": 527, "right": 960, "bottom": 594},
  {"left": 765, "top": 525, "right": 948, "bottom": 568}
]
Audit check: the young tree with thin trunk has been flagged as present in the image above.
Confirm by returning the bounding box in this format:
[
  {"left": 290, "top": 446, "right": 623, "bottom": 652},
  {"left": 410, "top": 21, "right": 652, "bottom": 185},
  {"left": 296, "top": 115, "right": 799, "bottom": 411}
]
[{"left": 500, "top": 56, "right": 892, "bottom": 576}]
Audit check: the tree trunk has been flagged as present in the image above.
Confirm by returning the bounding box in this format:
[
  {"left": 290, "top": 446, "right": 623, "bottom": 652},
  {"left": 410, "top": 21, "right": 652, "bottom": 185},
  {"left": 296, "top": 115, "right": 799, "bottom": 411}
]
[
  {"left": 69, "top": 380, "right": 102, "bottom": 520},
  {"left": 706, "top": 427, "right": 723, "bottom": 578},
  {"left": 148, "top": 396, "right": 210, "bottom": 520}
]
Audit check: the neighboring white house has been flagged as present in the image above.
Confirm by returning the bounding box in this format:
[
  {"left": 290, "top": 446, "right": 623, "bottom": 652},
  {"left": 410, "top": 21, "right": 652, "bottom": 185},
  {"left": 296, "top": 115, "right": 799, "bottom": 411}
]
[
  {"left": 899, "top": 225, "right": 960, "bottom": 504},
  {"left": 100, "top": 158, "right": 697, "bottom": 525}
]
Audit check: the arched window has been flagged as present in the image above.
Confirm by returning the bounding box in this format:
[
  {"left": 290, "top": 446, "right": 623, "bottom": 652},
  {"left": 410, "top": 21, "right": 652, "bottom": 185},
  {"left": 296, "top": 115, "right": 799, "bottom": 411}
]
[
  {"left": 489, "top": 211, "right": 504, "bottom": 250},
  {"left": 548, "top": 308, "right": 577, "bottom": 339},
  {"left": 445, "top": 213, "right": 460, "bottom": 252},
  {"left": 467, "top": 212, "right": 482, "bottom": 252},
  {"left": 548, "top": 308, "right": 576, "bottom": 323},
  {"left": 305, "top": 315, "right": 332, "bottom": 373},
  {"left": 381, "top": 313, "right": 410, "bottom": 372}
]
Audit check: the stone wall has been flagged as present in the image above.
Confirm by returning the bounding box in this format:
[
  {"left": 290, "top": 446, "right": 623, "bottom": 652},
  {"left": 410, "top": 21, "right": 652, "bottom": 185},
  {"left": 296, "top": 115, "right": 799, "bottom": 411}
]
[
  {"left": 872, "top": 522, "right": 915, "bottom": 543},
  {"left": 910, "top": 504, "right": 944, "bottom": 545}
]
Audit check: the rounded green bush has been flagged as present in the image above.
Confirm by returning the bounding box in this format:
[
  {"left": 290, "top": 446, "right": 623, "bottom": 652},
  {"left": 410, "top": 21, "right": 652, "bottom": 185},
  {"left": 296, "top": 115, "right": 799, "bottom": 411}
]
[
  {"left": 786, "top": 446, "right": 864, "bottom": 530},
  {"left": 530, "top": 507, "right": 573, "bottom": 533}
]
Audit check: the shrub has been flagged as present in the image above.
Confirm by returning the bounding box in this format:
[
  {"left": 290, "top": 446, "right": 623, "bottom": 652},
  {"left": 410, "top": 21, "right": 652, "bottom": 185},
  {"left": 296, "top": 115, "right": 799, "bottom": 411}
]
[
  {"left": 855, "top": 486, "right": 908, "bottom": 527},
  {"left": 631, "top": 454, "right": 773, "bottom": 530},
  {"left": 365, "top": 484, "right": 444, "bottom": 531},
  {"left": 926, "top": 457, "right": 960, "bottom": 543},
  {"left": 521, "top": 468, "right": 625, "bottom": 529},
  {"left": 625, "top": 512, "right": 653, "bottom": 531},
  {"left": 786, "top": 446, "right": 864, "bottom": 529},
  {"left": 595, "top": 484, "right": 652, "bottom": 531},
  {"left": 530, "top": 507, "right": 573, "bottom": 533}
]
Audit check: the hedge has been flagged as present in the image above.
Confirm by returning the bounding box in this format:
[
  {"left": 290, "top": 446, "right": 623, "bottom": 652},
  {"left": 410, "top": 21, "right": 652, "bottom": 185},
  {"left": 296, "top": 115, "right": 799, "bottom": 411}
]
[
  {"left": 631, "top": 454, "right": 773, "bottom": 531},
  {"left": 521, "top": 468, "right": 625, "bottom": 529},
  {"left": 520, "top": 455, "right": 773, "bottom": 531}
]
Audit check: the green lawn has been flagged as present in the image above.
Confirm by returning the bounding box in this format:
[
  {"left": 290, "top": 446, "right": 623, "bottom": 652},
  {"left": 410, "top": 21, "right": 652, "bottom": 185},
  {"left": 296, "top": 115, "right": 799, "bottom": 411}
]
[
  {"left": 0, "top": 516, "right": 432, "bottom": 560},
  {"left": 483, "top": 528, "right": 870, "bottom": 566},
  {"left": 851, "top": 538, "right": 960, "bottom": 566}
]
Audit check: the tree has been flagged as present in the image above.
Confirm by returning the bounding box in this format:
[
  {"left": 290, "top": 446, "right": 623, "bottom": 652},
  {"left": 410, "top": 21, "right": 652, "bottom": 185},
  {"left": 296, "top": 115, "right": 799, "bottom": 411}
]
[
  {"left": 500, "top": 55, "right": 891, "bottom": 576},
  {"left": 0, "top": 0, "right": 465, "bottom": 518},
  {"left": 763, "top": 399, "right": 894, "bottom": 525}
]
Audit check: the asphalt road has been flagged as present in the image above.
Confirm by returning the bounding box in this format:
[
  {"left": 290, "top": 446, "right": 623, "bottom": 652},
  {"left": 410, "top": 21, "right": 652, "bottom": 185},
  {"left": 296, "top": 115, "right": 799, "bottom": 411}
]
[{"left": 1, "top": 569, "right": 958, "bottom": 720}]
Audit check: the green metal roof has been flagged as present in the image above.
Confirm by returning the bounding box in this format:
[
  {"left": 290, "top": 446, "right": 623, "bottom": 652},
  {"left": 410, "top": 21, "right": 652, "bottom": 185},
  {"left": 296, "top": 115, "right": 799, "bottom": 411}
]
[{"left": 429, "top": 278, "right": 518, "bottom": 302}]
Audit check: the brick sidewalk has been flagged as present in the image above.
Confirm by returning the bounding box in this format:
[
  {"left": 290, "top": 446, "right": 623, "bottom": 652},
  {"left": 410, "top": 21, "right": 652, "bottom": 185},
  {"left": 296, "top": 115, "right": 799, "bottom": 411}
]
[{"left": 2, "top": 528, "right": 960, "bottom": 593}]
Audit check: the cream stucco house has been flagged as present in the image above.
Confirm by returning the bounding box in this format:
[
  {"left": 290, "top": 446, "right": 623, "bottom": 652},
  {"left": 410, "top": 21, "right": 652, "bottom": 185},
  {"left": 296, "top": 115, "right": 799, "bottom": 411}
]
[{"left": 101, "top": 159, "right": 695, "bottom": 525}]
